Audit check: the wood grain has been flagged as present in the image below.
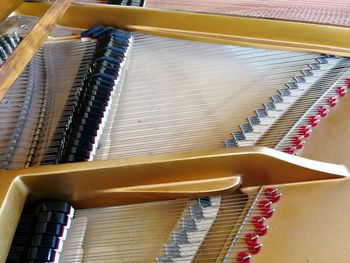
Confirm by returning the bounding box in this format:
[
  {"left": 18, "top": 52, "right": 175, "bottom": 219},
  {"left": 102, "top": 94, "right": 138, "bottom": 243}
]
[
  {"left": 0, "top": 0, "right": 23, "bottom": 23},
  {"left": 0, "top": 0, "right": 73, "bottom": 101}
]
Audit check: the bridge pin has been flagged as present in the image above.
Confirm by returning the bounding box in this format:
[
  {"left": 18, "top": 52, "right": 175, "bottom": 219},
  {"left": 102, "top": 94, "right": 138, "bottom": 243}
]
[
  {"left": 292, "top": 136, "right": 304, "bottom": 150},
  {"left": 259, "top": 200, "right": 274, "bottom": 218},
  {"left": 283, "top": 147, "right": 295, "bottom": 155},
  {"left": 252, "top": 216, "right": 265, "bottom": 228},
  {"left": 248, "top": 243, "right": 262, "bottom": 255},
  {"left": 318, "top": 106, "right": 329, "bottom": 118},
  {"left": 237, "top": 252, "right": 252, "bottom": 263},
  {"left": 345, "top": 78, "right": 350, "bottom": 89},
  {"left": 256, "top": 225, "right": 269, "bottom": 236},
  {"left": 245, "top": 233, "right": 259, "bottom": 246},
  {"left": 299, "top": 125, "right": 312, "bottom": 138},
  {"left": 265, "top": 188, "right": 282, "bottom": 203},
  {"left": 327, "top": 97, "right": 338, "bottom": 107},
  {"left": 309, "top": 115, "right": 320, "bottom": 127},
  {"left": 337, "top": 86, "right": 347, "bottom": 97}
]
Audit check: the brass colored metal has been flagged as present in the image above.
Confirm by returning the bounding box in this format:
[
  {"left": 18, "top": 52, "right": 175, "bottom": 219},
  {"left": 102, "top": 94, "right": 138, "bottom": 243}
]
[
  {"left": 0, "top": 147, "right": 348, "bottom": 261},
  {"left": 14, "top": 2, "right": 350, "bottom": 57},
  {"left": 0, "top": 0, "right": 73, "bottom": 101}
]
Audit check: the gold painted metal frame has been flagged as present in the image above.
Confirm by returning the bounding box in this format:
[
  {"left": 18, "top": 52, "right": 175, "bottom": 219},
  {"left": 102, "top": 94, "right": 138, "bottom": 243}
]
[
  {"left": 0, "top": 147, "right": 348, "bottom": 261},
  {"left": 1, "top": 2, "right": 350, "bottom": 261},
  {"left": 15, "top": 2, "right": 350, "bottom": 57}
]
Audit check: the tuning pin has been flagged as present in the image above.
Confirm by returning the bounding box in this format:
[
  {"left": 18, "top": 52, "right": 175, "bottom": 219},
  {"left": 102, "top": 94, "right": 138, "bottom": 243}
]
[
  {"left": 12, "top": 31, "right": 20, "bottom": 44},
  {"left": 0, "top": 37, "right": 12, "bottom": 54},
  {"left": 237, "top": 252, "right": 252, "bottom": 263},
  {"left": 3, "top": 34, "right": 17, "bottom": 50}
]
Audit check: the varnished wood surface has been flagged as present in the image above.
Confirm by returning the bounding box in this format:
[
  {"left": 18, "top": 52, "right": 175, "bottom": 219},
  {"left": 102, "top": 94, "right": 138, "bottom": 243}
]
[
  {"left": 0, "top": 0, "right": 73, "bottom": 101},
  {"left": 255, "top": 178, "right": 350, "bottom": 262},
  {"left": 0, "top": 0, "right": 23, "bottom": 23},
  {"left": 302, "top": 94, "right": 350, "bottom": 168}
]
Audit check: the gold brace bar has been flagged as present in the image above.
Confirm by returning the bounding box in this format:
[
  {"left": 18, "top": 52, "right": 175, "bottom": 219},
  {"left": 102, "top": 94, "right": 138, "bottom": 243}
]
[
  {"left": 15, "top": 2, "right": 350, "bottom": 57},
  {"left": 0, "top": 147, "right": 348, "bottom": 261}
]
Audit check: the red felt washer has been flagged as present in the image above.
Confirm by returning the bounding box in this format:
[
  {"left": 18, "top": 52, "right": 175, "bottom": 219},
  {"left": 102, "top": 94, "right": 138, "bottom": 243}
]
[
  {"left": 328, "top": 97, "right": 337, "bottom": 107},
  {"left": 309, "top": 115, "right": 319, "bottom": 127},
  {"left": 252, "top": 216, "right": 265, "bottom": 228},
  {"left": 283, "top": 147, "right": 295, "bottom": 155},
  {"left": 337, "top": 86, "right": 347, "bottom": 97},
  {"left": 318, "top": 106, "right": 328, "bottom": 118},
  {"left": 292, "top": 136, "right": 304, "bottom": 150},
  {"left": 259, "top": 200, "right": 274, "bottom": 218},
  {"left": 245, "top": 233, "right": 259, "bottom": 246},
  {"left": 259, "top": 200, "right": 271, "bottom": 211},
  {"left": 237, "top": 252, "right": 251, "bottom": 263},
  {"left": 265, "top": 188, "right": 281, "bottom": 203},
  {"left": 299, "top": 125, "right": 311, "bottom": 138},
  {"left": 256, "top": 226, "right": 269, "bottom": 236},
  {"left": 248, "top": 244, "right": 262, "bottom": 255}
]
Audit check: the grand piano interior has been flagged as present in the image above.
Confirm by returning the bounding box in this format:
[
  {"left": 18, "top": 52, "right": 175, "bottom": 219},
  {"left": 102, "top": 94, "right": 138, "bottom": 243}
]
[{"left": 1, "top": 1, "right": 350, "bottom": 262}]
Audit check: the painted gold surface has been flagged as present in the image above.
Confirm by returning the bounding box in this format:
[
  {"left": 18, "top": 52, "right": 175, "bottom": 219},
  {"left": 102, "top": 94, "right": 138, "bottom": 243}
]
[
  {"left": 0, "top": 147, "right": 348, "bottom": 261},
  {"left": 14, "top": 2, "right": 350, "bottom": 57}
]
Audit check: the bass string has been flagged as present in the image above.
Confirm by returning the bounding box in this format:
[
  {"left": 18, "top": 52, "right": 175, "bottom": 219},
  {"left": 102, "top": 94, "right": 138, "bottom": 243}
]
[
  {"left": 0, "top": 40, "right": 97, "bottom": 167},
  {"left": 60, "top": 194, "right": 270, "bottom": 260},
  {"left": 60, "top": 197, "right": 270, "bottom": 261}
]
